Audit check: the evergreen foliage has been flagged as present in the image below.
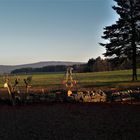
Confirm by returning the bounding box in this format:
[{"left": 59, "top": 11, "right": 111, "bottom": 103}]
[{"left": 100, "top": 0, "right": 140, "bottom": 81}]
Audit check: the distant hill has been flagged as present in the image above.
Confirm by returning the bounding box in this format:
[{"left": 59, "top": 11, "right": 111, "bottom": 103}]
[{"left": 0, "top": 61, "right": 84, "bottom": 74}]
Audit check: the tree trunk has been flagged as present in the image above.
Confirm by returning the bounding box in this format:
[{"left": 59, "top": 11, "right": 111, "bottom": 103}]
[
  {"left": 131, "top": 26, "right": 137, "bottom": 81},
  {"left": 132, "top": 43, "right": 137, "bottom": 81},
  {"left": 130, "top": 0, "right": 137, "bottom": 81},
  {"left": 131, "top": 19, "right": 137, "bottom": 81}
]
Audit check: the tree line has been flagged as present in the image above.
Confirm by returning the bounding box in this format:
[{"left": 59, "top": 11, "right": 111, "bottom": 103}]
[
  {"left": 74, "top": 55, "right": 140, "bottom": 73},
  {"left": 11, "top": 65, "right": 67, "bottom": 74},
  {"left": 11, "top": 54, "right": 140, "bottom": 74}
]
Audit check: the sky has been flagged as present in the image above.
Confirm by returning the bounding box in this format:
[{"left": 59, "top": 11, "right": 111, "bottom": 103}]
[{"left": 0, "top": 0, "right": 118, "bottom": 65}]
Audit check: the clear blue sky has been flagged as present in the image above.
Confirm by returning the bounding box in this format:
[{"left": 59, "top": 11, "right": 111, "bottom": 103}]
[{"left": 0, "top": 0, "right": 118, "bottom": 65}]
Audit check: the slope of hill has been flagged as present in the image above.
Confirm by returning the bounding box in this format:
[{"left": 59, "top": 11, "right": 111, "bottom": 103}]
[{"left": 0, "top": 61, "right": 84, "bottom": 74}]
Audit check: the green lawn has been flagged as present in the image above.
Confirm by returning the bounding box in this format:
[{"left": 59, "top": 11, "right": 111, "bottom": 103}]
[
  {"left": 76, "top": 69, "right": 140, "bottom": 88},
  {"left": 1, "top": 69, "right": 140, "bottom": 89}
]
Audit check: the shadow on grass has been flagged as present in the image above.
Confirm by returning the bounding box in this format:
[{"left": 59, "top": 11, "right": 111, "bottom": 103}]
[{"left": 82, "top": 80, "right": 140, "bottom": 88}]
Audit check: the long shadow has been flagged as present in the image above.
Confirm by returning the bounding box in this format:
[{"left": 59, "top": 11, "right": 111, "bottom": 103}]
[{"left": 83, "top": 80, "right": 140, "bottom": 88}]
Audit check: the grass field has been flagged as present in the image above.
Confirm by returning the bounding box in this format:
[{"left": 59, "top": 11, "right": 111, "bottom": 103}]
[{"left": 1, "top": 69, "right": 140, "bottom": 90}]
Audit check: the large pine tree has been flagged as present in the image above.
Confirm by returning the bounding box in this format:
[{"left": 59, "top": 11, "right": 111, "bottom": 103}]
[{"left": 100, "top": 0, "right": 140, "bottom": 81}]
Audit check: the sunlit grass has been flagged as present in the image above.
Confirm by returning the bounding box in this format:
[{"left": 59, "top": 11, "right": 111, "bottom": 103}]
[{"left": 0, "top": 69, "right": 140, "bottom": 89}]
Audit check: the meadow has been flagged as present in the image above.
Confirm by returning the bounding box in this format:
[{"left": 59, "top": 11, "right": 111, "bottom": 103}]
[{"left": 1, "top": 69, "right": 140, "bottom": 90}]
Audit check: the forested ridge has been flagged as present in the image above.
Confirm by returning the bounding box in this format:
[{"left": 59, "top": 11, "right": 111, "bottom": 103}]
[{"left": 11, "top": 54, "right": 140, "bottom": 74}]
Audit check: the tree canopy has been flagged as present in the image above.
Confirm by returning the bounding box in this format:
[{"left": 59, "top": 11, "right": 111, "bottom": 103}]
[{"left": 100, "top": 0, "right": 140, "bottom": 81}]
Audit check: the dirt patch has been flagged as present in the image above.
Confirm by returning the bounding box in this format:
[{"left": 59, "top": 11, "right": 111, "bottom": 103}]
[{"left": 0, "top": 103, "right": 140, "bottom": 140}]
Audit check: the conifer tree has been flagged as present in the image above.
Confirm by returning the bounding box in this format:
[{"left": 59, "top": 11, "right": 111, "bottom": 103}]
[{"left": 100, "top": 0, "right": 140, "bottom": 81}]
